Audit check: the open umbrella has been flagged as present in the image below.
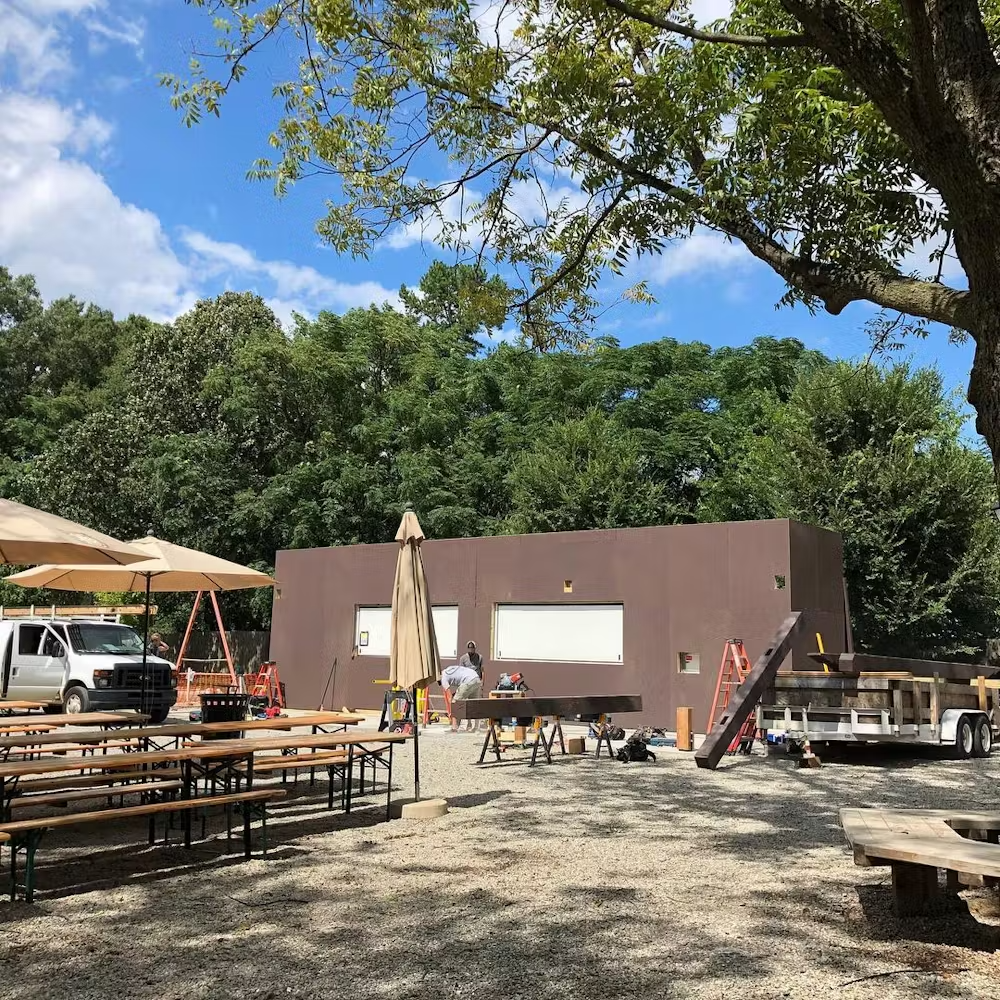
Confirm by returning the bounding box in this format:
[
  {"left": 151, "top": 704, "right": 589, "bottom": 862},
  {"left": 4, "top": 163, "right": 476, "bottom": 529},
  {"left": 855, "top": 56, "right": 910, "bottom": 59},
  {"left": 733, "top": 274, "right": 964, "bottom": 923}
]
[
  {"left": 0, "top": 499, "right": 148, "bottom": 566},
  {"left": 389, "top": 507, "right": 441, "bottom": 802},
  {"left": 6, "top": 537, "right": 276, "bottom": 713}
]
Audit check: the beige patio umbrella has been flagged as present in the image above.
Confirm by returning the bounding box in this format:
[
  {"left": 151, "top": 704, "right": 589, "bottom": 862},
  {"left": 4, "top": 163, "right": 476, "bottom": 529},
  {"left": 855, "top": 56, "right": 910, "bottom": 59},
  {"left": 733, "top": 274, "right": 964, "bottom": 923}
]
[
  {"left": 389, "top": 507, "right": 441, "bottom": 801},
  {"left": 0, "top": 498, "right": 148, "bottom": 566},
  {"left": 7, "top": 537, "right": 276, "bottom": 593},
  {"left": 7, "top": 536, "right": 276, "bottom": 713}
]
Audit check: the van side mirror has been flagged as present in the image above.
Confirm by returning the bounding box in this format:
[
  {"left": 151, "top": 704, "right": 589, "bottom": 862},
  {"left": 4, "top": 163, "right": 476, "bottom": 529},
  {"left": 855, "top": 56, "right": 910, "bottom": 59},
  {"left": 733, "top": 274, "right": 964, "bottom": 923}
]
[{"left": 43, "top": 635, "right": 66, "bottom": 658}]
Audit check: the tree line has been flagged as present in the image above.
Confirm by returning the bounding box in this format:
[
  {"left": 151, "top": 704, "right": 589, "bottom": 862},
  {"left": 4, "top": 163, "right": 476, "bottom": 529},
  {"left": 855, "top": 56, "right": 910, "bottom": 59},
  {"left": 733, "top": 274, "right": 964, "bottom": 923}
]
[{"left": 1, "top": 262, "right": 997, "bottom": 660}]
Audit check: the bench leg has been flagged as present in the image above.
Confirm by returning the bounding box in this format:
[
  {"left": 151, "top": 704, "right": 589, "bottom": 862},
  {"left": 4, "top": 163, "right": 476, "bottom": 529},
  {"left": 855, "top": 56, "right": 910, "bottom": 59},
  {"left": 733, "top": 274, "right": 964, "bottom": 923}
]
[
  {"left": 891, "top": 862, "right": 939, "bottom": 916},
  {"left": 385, "top": 745, "right": 393, "bottom": 822},
  {"left": 9, "top": 831, "right": 44, "bottom": 904},
  {"left": 243, "top": 802, "right": 252, "bottom": 859}
]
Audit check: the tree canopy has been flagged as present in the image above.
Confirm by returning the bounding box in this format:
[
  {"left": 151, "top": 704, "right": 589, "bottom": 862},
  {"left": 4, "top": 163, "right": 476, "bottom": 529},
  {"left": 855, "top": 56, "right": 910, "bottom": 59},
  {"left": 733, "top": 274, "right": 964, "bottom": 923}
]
[
  {"left": 165, "top": 0, "right": 1000, "bottom": 478},
  {"left": 1, "top": 262, "right": 997, "bottom": 657}
]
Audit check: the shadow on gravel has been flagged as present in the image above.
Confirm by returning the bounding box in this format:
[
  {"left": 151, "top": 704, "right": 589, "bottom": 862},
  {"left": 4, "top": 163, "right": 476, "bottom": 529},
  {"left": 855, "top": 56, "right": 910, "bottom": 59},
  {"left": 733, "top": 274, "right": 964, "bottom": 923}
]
[{"left": 0, "top": 743, "right": 997, "bottom": 1000}]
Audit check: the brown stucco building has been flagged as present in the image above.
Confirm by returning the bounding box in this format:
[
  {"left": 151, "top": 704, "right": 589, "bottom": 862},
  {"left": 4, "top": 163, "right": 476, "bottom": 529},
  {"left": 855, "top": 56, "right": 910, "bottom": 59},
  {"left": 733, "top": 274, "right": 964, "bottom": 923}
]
[{"left": 270, "top": 518, "right": 846, "bottom": 731}]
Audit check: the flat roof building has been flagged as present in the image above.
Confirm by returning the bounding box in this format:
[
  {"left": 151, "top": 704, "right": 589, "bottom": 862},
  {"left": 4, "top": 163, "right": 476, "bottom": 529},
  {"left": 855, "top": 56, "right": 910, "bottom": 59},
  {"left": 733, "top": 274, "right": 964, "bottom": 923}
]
[{"left": 270, "top": 518, "right": 846, "bottom": 730}]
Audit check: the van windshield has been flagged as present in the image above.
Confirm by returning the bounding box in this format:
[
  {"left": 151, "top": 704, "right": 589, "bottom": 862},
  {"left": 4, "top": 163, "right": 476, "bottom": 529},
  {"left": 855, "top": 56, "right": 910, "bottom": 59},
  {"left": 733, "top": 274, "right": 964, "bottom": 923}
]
[{"left": 66, "top": 624, "right": 144, "bottom": 656}]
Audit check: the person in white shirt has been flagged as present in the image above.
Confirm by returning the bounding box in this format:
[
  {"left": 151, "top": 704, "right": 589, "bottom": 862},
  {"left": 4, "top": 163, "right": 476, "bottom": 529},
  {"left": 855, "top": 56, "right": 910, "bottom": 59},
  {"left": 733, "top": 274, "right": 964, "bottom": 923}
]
[{"left": 440, "top": 662, "right": 482, "bottom": 732}]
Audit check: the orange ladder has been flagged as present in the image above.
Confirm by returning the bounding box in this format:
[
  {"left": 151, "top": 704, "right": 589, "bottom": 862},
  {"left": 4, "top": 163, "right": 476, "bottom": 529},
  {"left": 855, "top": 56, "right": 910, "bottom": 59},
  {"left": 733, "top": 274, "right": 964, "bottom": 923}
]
[
  {"left": 249, "top": 661, "right": 285, "bottom": 708},
  {"left": 707, "top": 639, "right": 757, "bottom": 755}
]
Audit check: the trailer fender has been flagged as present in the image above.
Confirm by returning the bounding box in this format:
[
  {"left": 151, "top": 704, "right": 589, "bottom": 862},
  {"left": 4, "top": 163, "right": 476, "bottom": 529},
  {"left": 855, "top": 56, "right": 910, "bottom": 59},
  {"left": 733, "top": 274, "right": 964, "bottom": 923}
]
[{"left": 939, "top": 709, "right": 986, "bottom": 744}]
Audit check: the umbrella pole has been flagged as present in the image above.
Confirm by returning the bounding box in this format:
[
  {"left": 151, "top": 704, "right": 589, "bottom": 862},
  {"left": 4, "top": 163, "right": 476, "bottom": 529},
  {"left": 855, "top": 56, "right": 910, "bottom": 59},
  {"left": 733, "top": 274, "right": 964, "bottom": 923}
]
[
  {"left": 140, "top": 574, "right": 151, "bottom": 717},
  {"left": 412, "top": 685, "right": 421, "bottom": 802}
]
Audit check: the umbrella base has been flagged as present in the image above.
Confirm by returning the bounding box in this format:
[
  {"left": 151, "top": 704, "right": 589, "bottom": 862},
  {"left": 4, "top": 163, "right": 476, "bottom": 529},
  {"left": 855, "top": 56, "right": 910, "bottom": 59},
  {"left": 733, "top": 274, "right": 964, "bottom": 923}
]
[{"left": 390, "top": 797, "right": 449, "bottom": 820}]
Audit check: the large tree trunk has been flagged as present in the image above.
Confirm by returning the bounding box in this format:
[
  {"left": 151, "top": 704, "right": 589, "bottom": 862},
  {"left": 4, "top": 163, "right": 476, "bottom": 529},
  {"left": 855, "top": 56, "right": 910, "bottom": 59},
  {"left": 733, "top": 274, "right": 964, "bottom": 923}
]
[{"left": 969, "top": 318, "right": 1000, "bottom": 481}]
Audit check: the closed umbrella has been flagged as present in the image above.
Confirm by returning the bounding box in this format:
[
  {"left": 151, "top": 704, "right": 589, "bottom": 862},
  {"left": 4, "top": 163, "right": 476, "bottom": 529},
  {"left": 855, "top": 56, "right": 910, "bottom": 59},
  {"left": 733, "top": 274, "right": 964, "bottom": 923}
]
[
  {"left": 389, "top": 508, "right": 441, "bottom": 801},
  {"left": 0, "top": 499, "right": 148, "bottom": 566},
  {"left": 7, "top": 537, "right": 276, "bottom": 714}
]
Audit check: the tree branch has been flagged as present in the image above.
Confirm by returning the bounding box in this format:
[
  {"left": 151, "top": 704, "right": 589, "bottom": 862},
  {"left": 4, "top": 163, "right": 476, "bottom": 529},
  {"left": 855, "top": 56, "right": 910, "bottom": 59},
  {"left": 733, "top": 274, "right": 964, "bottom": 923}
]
[
  {"left": 428, "top": 73, "right": 971, "bottom": 330},
  {"left": 778, "top": 0, "right": 924, "bottom": 152},
  {"left": 517, "top": 186, "right": 630, "bottom": 308},
  {"left": 602, "top": 0, "right": 810, "bottom": 47}
]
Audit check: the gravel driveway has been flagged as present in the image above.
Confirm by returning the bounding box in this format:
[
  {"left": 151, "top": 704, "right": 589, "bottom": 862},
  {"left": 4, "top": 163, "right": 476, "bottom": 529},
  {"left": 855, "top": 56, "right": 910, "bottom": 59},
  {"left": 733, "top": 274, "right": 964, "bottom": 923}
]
[{"left": 0, "top": 726, "right": 997, "bottom": 1000}]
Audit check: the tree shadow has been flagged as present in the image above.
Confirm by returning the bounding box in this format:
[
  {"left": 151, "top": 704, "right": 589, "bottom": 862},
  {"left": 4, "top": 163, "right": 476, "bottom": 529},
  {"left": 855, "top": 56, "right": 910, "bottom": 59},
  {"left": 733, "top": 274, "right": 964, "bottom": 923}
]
[{"left": 0, "top": 743, "right": 996, "bottom": 999}]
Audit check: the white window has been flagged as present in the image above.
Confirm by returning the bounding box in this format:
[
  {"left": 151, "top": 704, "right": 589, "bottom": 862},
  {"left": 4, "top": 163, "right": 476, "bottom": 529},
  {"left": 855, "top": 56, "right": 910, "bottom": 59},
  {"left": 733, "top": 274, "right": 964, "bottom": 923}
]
[
  {"left": 354, "top": 605, "right": 459, "bottom": 659},
  {"left": 678, "top": 652, "right": 700, "bottom": 674},
  {"left": 494, "top": 604, "right": 624, "bottom": 664}
]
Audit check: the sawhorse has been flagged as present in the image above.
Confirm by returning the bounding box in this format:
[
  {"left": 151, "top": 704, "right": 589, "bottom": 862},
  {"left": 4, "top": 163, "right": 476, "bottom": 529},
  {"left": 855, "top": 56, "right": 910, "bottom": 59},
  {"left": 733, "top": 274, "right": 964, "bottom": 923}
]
[
  {"left": 590, "top": 714, "right": 617, "bottom": 759},
  {"left": 477, "top": 715, "right": 567, "bottom": 766}
]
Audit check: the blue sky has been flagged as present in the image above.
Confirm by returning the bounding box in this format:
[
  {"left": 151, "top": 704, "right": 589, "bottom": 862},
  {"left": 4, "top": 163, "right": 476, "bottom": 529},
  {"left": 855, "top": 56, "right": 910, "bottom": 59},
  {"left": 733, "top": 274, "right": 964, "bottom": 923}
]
[{"left": 0, "top": 0, "right": 980, "bottom": 434}]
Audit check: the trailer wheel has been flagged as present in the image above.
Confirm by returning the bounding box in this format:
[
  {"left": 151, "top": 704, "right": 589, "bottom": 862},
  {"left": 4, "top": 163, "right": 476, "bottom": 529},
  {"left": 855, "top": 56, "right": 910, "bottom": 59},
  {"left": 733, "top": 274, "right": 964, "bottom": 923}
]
[
  {"left": 956, "top": 716, "right": 975, "bottom": 759},
  {"left": 973, "top": 717, "right": 993, "bottom": 757}
]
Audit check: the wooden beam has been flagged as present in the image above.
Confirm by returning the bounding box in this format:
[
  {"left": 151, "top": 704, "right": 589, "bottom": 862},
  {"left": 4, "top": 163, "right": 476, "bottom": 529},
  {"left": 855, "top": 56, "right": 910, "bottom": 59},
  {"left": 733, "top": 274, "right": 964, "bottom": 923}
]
[
  {"left": 0, "top": 605, "right": 156, "bottom": 619},
  {"left": 695, "top": 612, "right": 804, "bottom": 771},
  {"left": 450, "top": 694, "right": 642, "bottom": 721}
]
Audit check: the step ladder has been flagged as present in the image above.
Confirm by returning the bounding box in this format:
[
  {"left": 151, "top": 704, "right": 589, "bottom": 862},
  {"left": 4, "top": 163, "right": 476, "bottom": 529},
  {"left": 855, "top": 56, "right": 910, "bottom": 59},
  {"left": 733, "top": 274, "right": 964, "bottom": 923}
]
[
  {"left": 708, "top": 639, "right": 757, "bottom": 755},
  {"left": 420, "top": 687, "right": 452, "bottom": 726},
  {"left": 248, "top": 661, "right": 285, "bottom": 709}
]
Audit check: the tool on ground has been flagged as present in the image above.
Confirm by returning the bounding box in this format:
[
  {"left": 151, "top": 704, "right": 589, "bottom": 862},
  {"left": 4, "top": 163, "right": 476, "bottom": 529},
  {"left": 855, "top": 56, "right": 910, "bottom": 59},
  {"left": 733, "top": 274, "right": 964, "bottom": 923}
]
[
  {"left": 317, "top": 656, "right": 338, "bottom": 710},
  {"left": 707, "top": 639, "right": 758, "bottom": 756}
]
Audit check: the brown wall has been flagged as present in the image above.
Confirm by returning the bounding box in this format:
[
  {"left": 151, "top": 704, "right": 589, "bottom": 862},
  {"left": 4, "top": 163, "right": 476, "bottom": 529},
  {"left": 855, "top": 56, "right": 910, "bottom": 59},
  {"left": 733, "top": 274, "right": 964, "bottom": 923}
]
[{"left": 270, "top": 519, "right": 845, "bottom": 732}]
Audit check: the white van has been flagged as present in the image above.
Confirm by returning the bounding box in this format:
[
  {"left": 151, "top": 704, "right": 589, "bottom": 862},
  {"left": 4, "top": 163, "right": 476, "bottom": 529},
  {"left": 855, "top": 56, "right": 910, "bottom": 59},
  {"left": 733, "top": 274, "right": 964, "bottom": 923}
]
[{"left": 0, "top": 617, "right": 177, "bottom": 722}]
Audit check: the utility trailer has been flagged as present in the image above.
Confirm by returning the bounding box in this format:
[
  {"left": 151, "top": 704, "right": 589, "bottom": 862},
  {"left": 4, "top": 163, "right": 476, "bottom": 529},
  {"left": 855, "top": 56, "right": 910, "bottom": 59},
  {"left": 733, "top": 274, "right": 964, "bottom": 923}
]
[{"left": 757, "top": 662, "right": 1000, "bottom": 758}]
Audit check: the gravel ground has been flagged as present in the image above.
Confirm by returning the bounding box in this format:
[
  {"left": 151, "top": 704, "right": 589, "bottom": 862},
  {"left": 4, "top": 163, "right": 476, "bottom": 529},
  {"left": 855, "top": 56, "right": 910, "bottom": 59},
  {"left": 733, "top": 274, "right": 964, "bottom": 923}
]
[{"left": 0, "top": 722, "right": 998, "bottom": 1000}]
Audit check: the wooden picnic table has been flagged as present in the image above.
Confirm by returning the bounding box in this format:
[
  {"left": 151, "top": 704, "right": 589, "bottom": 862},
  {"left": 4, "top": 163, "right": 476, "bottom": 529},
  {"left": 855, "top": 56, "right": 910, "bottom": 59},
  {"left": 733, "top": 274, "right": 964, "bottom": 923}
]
[
  {"left": 841, "top": 807, "right": 1000, "bottom": 915},
  {"left": 0, "top": 730, "right": 410, "bottom": 828},
  {"left": 0, "top": 702, "right": 45, "bottom": 716},
  {"left": 0, "top": 710, "right": 363, "bottom": 755}
]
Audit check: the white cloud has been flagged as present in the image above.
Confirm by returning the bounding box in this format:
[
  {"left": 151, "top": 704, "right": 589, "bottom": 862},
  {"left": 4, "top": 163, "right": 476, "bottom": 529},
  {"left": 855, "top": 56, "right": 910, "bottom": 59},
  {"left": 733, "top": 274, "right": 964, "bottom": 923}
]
[
  {"left": 0, "top": 93, "right": 395, "bottom": 325},
  {"left": 182, "top": 231, "right": 402, "bottom": 322},
  {"left": 644, "top": 229, "right": 750, "bottom": 284},
  {"left": 0, "top": 93, "right": 193, "bottom": 321},
  {"left": 687, "top": 0, "right": 733, "bottom": 24},
  {"left": 2, "top": 1, "right": 143, "bottom": 88}
]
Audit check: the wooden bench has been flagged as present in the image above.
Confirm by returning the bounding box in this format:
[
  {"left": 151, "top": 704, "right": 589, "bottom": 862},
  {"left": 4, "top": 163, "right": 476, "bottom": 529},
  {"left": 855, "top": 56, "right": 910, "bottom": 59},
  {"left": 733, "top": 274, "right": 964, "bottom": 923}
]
[
  {"left": 841, "top": 807, "right": 1000, "bottom": 915},
  {"left": 14, "top": 768, "right": 183, "bottom": 795},
  {"left": 0, "top": 788, "right": 286, "bottom": 902},
  {"left": 9, "top": 780, "right": 184, "bottom": 811},
  {"left": 5, "top": 740, "right": 141, "bottom": 761}
]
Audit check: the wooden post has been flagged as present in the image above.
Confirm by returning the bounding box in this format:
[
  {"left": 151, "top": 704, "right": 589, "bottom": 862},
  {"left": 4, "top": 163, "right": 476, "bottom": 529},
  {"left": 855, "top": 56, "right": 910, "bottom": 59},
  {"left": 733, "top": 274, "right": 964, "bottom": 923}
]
[
  {"left": 930, "top": 672, "right": 941, "bottom": 736},
  {"left": 891, "top": 684, "right": 904, "bottom": 733},
  {"left": 209, "top": 590, "right": 238, "bottom": 688},
  {"left": 676, "top": 706, "right": 693, "bottom": 751},
  {"left": 891, "top": 862, "right": 939, "bottom": 917},
  {"left": 977, "top": 675, "right": 988, "bottom": 712}
]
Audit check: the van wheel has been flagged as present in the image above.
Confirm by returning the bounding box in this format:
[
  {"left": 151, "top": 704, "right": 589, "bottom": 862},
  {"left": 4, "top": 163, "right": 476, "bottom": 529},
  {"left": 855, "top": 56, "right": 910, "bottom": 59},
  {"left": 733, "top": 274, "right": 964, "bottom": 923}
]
[
  {"left": 62, "top": 686, "right": 90, "bottom": 715},
  {"left": 973, "top": 717, "right": 993, "bottom": 757},
  {"left": 956, "top": 716, "right": 975, "bottom": 759},
  {"left": 148, "top": 707, "right": 169, "bottom": 724}
]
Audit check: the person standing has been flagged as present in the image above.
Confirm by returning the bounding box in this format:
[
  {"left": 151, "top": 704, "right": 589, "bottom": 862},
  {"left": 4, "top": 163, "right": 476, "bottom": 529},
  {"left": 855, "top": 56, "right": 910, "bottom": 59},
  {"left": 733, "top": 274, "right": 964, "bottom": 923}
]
[
  {"left": 440, "top": 661, "right": 482, "bottom": 732},
  {"left": 146, "top": 632, "right": 169, "bottom": 658},
  {"left": 459, "top": 640, "right": 485, "bottom": 680}
]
